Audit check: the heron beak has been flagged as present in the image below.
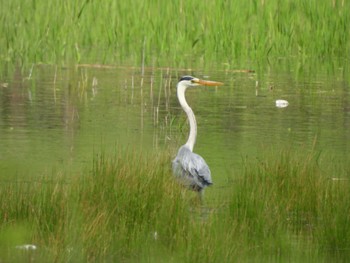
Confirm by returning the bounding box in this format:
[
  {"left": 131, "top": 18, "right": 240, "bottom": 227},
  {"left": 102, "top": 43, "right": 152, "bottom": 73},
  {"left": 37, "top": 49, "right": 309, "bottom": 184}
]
[{"left": 194, "top": 79, "right": 224, "bottom": 86}]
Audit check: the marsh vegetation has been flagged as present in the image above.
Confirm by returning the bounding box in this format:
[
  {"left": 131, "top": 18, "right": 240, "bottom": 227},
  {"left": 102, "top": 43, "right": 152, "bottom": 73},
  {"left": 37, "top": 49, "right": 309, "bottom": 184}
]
[
  {"left": 1, "top": 148, "right": 350, "bottom": 262},
  {"left": 1, "top": 1, "right": 350, "bottom": 262}
]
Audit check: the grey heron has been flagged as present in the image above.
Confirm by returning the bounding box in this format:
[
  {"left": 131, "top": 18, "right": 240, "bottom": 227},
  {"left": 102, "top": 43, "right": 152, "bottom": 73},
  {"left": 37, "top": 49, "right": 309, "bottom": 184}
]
[{"left": 172, "top": 76, "right": 223, "bottom": 198}]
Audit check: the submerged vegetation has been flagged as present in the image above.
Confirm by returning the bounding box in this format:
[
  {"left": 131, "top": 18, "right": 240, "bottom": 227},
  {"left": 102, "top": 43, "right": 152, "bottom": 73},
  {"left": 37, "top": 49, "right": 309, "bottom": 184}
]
[
  {"left": 1, "top": 148, "right": 349, "bottom": 262},
  {"left": 1, "top": 0, "right": 349, "bottom": 66}
]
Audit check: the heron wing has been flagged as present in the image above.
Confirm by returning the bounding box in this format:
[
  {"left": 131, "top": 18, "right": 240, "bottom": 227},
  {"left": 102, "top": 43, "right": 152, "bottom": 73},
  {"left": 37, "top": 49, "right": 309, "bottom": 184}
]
[
  {"left": 185, "top": 152, "right": 212, "bottom": 185},
  {"left": 172, "top": 146, "right": 212, "bottom": 189}
]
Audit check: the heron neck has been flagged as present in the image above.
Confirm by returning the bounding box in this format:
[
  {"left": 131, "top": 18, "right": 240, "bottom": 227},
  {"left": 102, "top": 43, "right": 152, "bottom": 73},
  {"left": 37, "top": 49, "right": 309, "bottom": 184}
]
[{"left": 177, "top": 85, "right": 197, "bottom": 151}]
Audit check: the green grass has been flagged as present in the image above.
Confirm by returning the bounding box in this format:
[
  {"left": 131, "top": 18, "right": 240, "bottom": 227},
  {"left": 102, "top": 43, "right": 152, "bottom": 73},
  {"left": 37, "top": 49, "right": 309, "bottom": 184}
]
[
  {"left": 1, "top": 0, "right": 349, "bottom": 66},
  {"left": 1, "top": 147, "right": 350, "bottom": 262},
  {"left": 232, "top": 148, "right": 350, "bottom": 261}
]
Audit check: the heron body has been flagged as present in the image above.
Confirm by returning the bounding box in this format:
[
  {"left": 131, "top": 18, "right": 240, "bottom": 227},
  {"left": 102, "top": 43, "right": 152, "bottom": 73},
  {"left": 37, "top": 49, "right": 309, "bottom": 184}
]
[
  {"left": 172, "top": 76, "right": 223, "bottom": 194},
  {"left": 172, "top": 145, "right": 212, "bottom": 191}
]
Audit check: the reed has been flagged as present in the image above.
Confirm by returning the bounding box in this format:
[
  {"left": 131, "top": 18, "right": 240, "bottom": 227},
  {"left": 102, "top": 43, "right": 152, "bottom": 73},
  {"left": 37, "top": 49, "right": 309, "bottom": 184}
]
[
  {"left": 1, "top": 0, "right": 349, "bottom": 66},
  {"left": 0, "top": 147, "right": 349, "bottom": 262},
  {"left": 228, "top": 147, "right": 350, "bottom": 261},
  {"left": 0, "top": 150, "right": 190, "bottom": 261}
]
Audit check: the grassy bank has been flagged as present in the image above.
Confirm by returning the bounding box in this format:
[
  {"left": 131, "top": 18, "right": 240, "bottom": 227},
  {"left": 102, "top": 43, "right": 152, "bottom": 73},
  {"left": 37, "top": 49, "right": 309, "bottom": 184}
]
[
  {"left": 1, "top": 0, "right": 349, "bottom": 66},
  {"left": 0, "top": 148, "right": 349, "bottom": 262}
]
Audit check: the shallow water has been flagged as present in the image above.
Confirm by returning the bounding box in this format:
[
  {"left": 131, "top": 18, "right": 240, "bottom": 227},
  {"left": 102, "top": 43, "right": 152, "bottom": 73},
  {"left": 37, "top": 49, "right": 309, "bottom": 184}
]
[{"left": 0, "top": 59, "right": 349, "bottom": 186}]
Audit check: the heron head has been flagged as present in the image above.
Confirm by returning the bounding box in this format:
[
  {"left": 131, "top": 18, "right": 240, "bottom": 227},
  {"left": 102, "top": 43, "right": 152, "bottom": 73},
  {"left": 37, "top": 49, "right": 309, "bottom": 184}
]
[
  {"left": 178, "top": 75, "right": 223, "bottom": 88},
  {"left": 178, "top": 76, "right": 200, "bottom": 87}
]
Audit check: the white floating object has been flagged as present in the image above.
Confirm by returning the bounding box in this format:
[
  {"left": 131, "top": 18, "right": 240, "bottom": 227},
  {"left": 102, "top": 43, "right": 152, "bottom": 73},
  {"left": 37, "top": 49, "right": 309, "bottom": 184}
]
[
  {"left": 275, "top": 99, "right": 289, "bottom": 108},
  {"left": 153, "top": 231, "right": 158, "bottom": 240},
  {"left": 15, "top": 244, "right": 37, "bottom": 250}
]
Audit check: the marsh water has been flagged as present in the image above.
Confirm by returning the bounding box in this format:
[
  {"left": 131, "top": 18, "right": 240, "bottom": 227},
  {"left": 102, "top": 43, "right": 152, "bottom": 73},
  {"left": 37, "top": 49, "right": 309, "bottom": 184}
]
[{"left": 1, "top": 58, "right": 349, "bottom": 187}]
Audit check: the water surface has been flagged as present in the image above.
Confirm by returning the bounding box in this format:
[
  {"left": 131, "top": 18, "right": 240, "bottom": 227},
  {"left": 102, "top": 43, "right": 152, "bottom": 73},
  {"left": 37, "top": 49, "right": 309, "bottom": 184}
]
[{"left": 1, "top": 59, "right": 349, "bottom": 187}]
